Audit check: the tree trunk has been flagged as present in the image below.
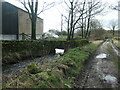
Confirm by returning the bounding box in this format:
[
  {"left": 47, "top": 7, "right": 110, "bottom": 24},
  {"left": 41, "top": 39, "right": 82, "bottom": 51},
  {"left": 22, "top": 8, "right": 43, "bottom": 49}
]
[
  {"left": 88, "top": 23, "right": 92, "bottom": 38},
  {"left": 81, "top": 15, "right": 84, "bottom": 38},
  {"left": 67, "top": 2, "right": 74, "bottom": 40},
  {"left": 67, "top": 28, "right": 70, "bottom": 40},
  {"left": 31, "top": 14, "right": 37, "bottom": 40},
  {"left": 70, "top": 1, "right": 74, "bottom": 40},
  {"left": 85, "top": 15, "right": 90, "bottom": 38},
  {"left": 71, "top": 27, "right": 75, "bottom": 39},
  {"left": 113, "top": 26, "right": 115, "bottom": 37},
  {"left": 81, "top": 26, "right": 84, "bottom": 38},
  {"left": 67, "top": 13, "right": 70, "bottom": 41}
]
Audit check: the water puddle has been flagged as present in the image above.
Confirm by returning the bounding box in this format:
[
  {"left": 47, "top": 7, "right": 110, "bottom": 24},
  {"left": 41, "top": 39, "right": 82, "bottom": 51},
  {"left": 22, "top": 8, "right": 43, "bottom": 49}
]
[
  {"left": 96, "top": 53, "right": 107, "bottom": 59},
  {"left": 103, "top": 75, "right": 117, "bottom": 84}
]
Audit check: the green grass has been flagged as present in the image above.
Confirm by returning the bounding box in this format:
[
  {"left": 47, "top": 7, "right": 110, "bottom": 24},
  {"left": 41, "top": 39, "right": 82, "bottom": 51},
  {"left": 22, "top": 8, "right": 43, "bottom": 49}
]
[
  {"left": 107, "top": 42, "right": 120, "bottom": 69},
  {"left": 3, "top": 40, "right": 103, "bottom": 88},
  {"left": 111, "top": 40, "right": 120, "bottom": 69},
  {"left": 113, "top": 40, "right": 120, "bottom": 49}
]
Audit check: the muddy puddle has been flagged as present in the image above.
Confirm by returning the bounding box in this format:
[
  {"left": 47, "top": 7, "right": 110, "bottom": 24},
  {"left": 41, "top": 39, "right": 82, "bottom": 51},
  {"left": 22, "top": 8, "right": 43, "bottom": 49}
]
[
  {"left": 96, "top": 53, "right": 107, "bottom": 59},
  {"left": 96, "top": 53, "right": 118, "bottom": 85},
  {"left": 3, "top": 55, "right": 58, "bottom": 75},
  {"left": 74, "top": 41, "right": 119, "bottom": 88},
  {"left": 103, "top": 75, "right": 117, "bottom": 84}
]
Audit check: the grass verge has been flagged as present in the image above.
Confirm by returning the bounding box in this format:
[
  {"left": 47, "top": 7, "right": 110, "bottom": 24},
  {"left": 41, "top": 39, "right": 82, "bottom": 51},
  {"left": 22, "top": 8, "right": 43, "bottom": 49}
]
[
  {"left": 113, "top": 40, "right": 120, "bottom": 49},
  {"left": 3, "top": 41, "right": 102, "bottom": 88},
  {"left": 107, "top": 42, "right": 120, "bottom": 69}
]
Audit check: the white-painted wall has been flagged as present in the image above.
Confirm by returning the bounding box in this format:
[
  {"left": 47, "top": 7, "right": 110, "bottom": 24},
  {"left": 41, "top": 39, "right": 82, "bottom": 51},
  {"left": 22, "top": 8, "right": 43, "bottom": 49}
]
[
  {"left": 0, "top": 34, "right": 1, "bottom": 40},
  {"left": 18, "top": 34, "right": 42, "bottom": 40},
  {"left": 0, "top": 35, "right": 17, "bottom": 40},
  {"left": 0, "top": 34, "right": 43, "bottom": 40}
]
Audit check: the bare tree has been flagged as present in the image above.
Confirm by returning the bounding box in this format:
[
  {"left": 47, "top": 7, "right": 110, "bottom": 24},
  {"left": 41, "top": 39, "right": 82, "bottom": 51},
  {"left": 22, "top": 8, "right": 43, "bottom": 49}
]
[
  {"left": 63, "top": 0, "right": 104, "bottom": 40},
  {"left": 18, "top": 0, "right": 55, "bottom": 40},
  {"left": 64, "top": 0, "right": 86, "bottom": 40},
  {"left": 84, "top": 0, "right": 104, "bottom": 38},
  {"left": 112, "top": 1, "right": 120, "bottom": 11},
  {"left": 109, "top": 20, "right": 117, "bottom": 37},
  {"left": 87, "top": 19, "right": 105, "bottom": 40}
]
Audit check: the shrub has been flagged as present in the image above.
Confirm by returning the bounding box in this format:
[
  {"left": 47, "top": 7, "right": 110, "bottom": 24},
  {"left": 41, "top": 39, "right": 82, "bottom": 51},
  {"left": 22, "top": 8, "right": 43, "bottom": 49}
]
[
  {"left": 2, "top": 39, "right": 89, "bottom": 65},
  {"left": 27, "top": 63, "right": 39, "bottom": 74}
]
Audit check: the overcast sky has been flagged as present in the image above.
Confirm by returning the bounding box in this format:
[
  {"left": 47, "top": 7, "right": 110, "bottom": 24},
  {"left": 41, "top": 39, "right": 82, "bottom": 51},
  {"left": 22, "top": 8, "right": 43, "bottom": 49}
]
[{"left": 5, "top": 0, "right": 118, "bottom": 32}]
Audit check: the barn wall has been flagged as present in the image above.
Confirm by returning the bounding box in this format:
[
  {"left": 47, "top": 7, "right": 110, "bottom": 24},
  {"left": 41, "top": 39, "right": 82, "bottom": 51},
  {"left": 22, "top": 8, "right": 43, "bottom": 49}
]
[
  {"left": 2, "top": 2, "right": 18, "bottom": 36},
  {"left": 118, "top": 1, "right": 120, "bottom": 30},
  {"left": 0, "top": 0, "right": 2, "bottom": 34},
  {"left": 0, "top": 1, "right": 2, "bottom": 85},
  {"left": 36, "top": 18, "right": 43, "bottom": 35},
  {"left": 18, "top": 9, "right": 43, "bottom": 36},
  {"left": 18, "top": 9, "right": 31, "bottom": 35},
  {"left": 1, "top": 2, "right": 43, "bottom": 40}
]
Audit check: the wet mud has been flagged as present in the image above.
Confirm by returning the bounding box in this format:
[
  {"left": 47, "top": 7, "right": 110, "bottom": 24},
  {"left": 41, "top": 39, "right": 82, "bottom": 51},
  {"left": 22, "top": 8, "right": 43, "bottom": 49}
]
[{"left": 73, "top": 40, "right": 119, "bottom": 89}]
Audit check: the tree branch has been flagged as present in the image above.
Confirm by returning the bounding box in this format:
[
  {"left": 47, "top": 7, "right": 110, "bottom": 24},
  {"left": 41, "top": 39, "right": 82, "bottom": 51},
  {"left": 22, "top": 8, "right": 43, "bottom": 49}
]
[{"left": 37, "top": 2, "right": 55, "bottom": 15}]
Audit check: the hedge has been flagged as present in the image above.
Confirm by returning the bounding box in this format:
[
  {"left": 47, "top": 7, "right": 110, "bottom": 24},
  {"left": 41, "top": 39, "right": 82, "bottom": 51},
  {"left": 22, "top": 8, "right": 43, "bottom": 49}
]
[{"left": 2, "top": 39, "right": 89, "bottom": 65}]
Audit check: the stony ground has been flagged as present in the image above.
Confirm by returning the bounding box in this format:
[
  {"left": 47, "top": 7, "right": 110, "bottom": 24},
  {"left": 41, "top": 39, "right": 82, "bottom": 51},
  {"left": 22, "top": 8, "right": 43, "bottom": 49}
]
[{"left": 73, "top": 40, "right": 119, "bottom": 89}]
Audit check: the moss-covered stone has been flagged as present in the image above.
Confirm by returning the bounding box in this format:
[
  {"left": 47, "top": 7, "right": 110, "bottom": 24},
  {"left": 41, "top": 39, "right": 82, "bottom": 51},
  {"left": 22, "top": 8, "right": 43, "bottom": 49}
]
[
  {"left": 36, "top": 72, "right": 49, "bottom": 80},
  {"left": 27, "top": 63, "right": 39, "bottom": 74}
]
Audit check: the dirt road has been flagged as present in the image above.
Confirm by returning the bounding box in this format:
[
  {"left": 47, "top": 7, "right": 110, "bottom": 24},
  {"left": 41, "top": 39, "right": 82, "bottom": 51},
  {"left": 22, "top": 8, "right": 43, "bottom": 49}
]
[{"left": 73, "top": 40, "right": 119, "bottom": 89}]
